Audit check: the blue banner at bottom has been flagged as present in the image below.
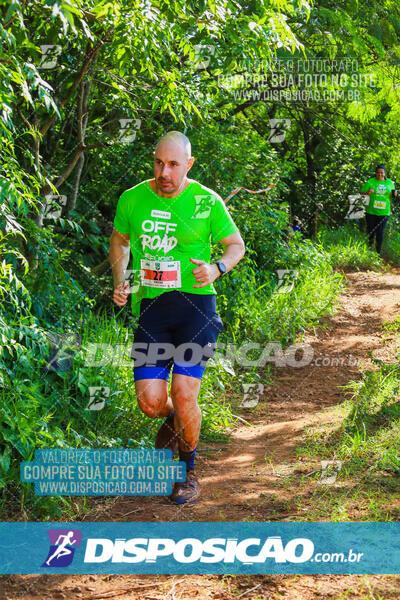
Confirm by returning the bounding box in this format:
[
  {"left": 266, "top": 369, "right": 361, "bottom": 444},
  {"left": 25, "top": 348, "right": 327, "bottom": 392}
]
[{"left": 0, "top": 522, "right": 399, "bottom": 574}]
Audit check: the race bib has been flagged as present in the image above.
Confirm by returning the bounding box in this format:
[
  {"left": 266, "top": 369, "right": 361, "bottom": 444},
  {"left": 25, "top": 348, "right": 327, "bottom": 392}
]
[
  {"left": 140, "top": 259, "right": 181, "bottom": 289},
  {"left": 373, "top": 199, "right": 386, "bottom": 210}
]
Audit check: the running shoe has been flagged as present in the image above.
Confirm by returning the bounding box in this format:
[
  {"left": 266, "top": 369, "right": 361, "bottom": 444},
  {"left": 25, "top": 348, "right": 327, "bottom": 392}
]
[{"left": 170, "top": 471, "right": 200, "bottom": 504}]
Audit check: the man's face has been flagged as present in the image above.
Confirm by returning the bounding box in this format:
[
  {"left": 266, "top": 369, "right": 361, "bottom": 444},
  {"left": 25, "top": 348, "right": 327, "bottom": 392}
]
[
  {"left": 153, "top": 141, "right": 194, "bottom": 197},
  {"left": 376, "top": 168, "right": 385, "bottom": 181}
]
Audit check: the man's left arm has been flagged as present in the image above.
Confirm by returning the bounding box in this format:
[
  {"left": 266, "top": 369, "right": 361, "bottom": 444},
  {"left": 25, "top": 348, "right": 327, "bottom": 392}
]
[{"left": 190, "top": 232, "right": 245, "bottom": 288}]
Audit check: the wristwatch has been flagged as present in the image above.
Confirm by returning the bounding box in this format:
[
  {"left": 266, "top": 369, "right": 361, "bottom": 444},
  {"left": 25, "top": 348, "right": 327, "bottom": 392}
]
[{"left": 215, "top": 261, "right": 227, "bottom": 276}]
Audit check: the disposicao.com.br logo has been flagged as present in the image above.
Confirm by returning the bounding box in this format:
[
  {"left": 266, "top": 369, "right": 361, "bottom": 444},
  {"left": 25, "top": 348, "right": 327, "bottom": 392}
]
[
  {"left": 83, "top": 535, "right": 313, "bottom": 564},
  {"left": 40, "top": 531, "right": 364, "bottom": 570}
]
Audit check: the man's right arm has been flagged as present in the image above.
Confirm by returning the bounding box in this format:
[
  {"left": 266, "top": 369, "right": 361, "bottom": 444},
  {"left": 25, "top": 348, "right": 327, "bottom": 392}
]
[{"left": 109, "top": 228, "right": 131, "bottom": 306}]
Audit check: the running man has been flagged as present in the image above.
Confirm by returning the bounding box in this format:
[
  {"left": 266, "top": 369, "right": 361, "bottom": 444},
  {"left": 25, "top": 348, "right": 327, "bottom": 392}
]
[
  {"left": 45, "top": 531, "right": 77, "bottom": 566},
  {"left": 109, "top": 131, "right": 245, "bottom": 504},
  {"left": 360, "top": 164, "right": 397, "bottom": 255}
]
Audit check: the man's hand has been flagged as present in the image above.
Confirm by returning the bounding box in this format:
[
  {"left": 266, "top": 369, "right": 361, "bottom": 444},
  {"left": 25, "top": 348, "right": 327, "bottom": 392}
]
[
  {"left": 190, "top": 258, "right": 219, "bottom": 288},
  {"left": 113, "top": 282, "right": 130, "bottom": 307},
  {"left": 367, "top": 188, "right": 374, "bottom": 195}
]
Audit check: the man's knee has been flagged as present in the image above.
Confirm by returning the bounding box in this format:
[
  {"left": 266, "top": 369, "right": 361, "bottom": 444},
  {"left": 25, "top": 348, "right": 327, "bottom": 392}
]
[{"left": 137, "top": 388, "right": 169, "bottom": 418}]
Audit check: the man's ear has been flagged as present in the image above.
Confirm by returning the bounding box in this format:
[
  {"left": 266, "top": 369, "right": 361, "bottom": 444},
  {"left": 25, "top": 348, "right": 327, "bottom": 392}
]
[{"left": 187, "top": 156, "right": 195, "bottom": 173}]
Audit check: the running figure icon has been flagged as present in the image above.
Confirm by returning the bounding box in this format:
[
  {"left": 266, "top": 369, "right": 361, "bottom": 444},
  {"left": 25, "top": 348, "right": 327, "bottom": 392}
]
[{"left": 45, "top": 531, "right": 77, "bottom": 566}]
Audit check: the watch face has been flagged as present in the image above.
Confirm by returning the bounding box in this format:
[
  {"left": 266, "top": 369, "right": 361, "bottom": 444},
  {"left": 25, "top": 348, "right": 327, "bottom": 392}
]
[{"left": 217, "top": 262, "right": 226, "bottom": 274}]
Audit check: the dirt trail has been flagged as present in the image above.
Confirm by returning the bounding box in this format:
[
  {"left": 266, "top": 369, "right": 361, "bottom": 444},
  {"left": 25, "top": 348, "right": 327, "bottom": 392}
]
[{"left": 3, "top": 269, "right": 400, "bottom": 600}]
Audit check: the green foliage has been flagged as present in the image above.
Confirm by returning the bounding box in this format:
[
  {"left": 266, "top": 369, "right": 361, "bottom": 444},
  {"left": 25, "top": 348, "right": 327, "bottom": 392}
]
[
  {"left": 381, "top": 212, "right": 400, "bottom": 266},
  {"left": 318, "top": 224, "right": 383, "bottom": 270},
  {"left": 335, "top": 360, "right": 400, "bottom": 475},
  {"left": 299, "top": 354, "right": 400, "bottom": 486},
  {"left": 217, "top": 237, "right": 343, "bottom": 346}
]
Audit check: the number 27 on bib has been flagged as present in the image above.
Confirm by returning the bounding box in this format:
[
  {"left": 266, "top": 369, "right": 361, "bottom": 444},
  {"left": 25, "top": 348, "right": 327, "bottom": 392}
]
[{"left": 140, "top": 259, "right": 181, "bottom": 288}]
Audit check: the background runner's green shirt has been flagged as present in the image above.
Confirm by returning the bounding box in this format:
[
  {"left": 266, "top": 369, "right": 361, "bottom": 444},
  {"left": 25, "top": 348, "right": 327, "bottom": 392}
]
[
  {"left": 113, "top": 179, "right": 239, "bottom": 315},
  {"left": 361, "top": 177, "right": 395, "bottom": 216}
]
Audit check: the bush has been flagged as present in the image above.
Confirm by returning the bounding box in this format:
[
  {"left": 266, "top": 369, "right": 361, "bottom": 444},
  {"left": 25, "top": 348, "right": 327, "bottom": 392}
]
[{"left": 318, "top": 223, "right": 382, "bottom": 270}]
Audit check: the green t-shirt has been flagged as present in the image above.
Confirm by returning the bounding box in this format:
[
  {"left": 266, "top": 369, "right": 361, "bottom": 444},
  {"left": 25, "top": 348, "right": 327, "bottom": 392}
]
[
  {"left": 361, "top": 177, "right": 395, "bottom": 216},
  {"left": 113, "top": 179, "right": 239, "bottom": 315}
]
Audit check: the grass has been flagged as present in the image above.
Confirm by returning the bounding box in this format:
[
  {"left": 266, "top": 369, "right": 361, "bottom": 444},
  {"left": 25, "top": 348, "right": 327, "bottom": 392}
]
[
  {"left": 318, "top": 217, "right": 400, "bottom": 271},
  {"left": 218, "top": 237, "right": 344, "bottom": 347},
  {"left": 295, "top": 312, "right": 400, "bottom": 520},
  {"left": 322, "top": 362, "right": 400, "bottom": 476},
  {"left": 318, "top": 223, "right": 383, "bottom": 271},
  {"left": 381, "top": 212, "right": 400, "bottom": 266}
]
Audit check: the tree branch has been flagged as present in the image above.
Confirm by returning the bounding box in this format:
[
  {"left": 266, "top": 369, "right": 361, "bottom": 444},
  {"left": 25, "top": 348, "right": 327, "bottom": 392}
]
[
  {"left": 39, "top": 33, "right": 112, "bottom": 137},
  {"left": 41, "top": 142, "right": 111, "bottom": 196}
]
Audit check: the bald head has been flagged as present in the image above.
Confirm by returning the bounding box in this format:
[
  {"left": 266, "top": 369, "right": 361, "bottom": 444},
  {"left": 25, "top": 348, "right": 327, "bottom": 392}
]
[
  {"left": 155, "top": 131, "right": 191, "bottom": 161},
  {"left": 152, "top": 131, "right": 194, "bottom": 198}
]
